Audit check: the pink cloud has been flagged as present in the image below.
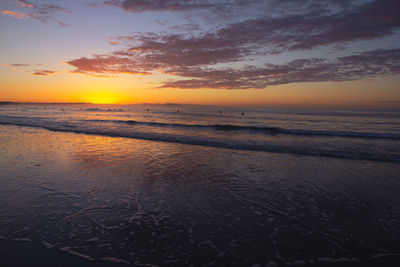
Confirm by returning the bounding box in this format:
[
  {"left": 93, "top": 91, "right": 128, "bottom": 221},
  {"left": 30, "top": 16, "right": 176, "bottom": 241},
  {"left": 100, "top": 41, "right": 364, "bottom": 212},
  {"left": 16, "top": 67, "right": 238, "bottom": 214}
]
[
  {"left": 33, "top": 70, "right": 56, "bottom": 76},
  {"left": 67, "top": 56, "right": 151, "bottom": 76},
  {"left": 67, "top": 48, "right": 400, "bottom": 89},
  {"left": 68, "top": 0, "right": 400, "bottom": 89},
  {"left": 6, "top": 63, "right": 30, "bottom": 67}
]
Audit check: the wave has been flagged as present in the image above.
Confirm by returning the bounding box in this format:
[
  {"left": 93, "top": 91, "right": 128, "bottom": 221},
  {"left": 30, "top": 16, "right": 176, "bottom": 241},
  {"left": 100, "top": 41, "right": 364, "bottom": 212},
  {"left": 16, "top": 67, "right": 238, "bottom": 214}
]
[
  {"left": 1, "top": 115, "right": 399, "bottom": 139},
  {"left": 1, "top": 120, "right": 399, "bottom": 162},
  {"left": 153, "top": 108, "right": 400, "bottom": 119},
  {"left": 87, "top": 119, "right": 400, "bottom": 140},
  {"left": 291, "top": 111, "right": 400, "bottom": 118}
]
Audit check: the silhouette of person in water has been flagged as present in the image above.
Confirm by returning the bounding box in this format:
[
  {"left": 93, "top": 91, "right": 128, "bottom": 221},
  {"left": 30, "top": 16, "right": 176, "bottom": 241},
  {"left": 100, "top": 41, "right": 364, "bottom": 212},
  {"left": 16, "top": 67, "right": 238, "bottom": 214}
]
[
  {"left": 219, "top": 110, "right": 222, "bottom": 114},
  {"left": 242, "top": 112, "right": 245, "bottom": 116}
]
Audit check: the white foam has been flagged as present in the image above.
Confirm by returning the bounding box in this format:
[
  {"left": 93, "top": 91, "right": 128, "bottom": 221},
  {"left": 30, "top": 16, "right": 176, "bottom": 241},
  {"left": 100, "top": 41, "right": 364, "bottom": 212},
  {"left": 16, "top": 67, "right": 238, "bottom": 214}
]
[
  {"left": 41, "top": 240, "right": 57, "bottom": 248},
  {"left": 60, "top": 247, "right": 94, "bottom": 261},
  {"left": 101, "top": 257, "right": 130, "bottom": 264}
]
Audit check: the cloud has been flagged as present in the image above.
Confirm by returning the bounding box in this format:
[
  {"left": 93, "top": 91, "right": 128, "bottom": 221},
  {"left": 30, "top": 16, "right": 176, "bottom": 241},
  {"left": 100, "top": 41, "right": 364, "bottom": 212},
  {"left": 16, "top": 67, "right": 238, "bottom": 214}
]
[
  {"left": 16, "top": 0, "right": 33, "bottom": 8},
  {"left": 4, "top": 64, "right": 59, "bottom": 76},
  {"left": 161, "top": 48, "right": 400, "bottom": 89},
  {"left": 109, "top": 40, "right": 120, "bottom": 45},
  {"left": 58, "top": 21, "right": 69, "bottom": 27},
  {"left": 25, "top": 1, "right": 68, "bottom": 23},
  {"left": 67, "top": 47, "right": 400, "bottom": 88},
  {"left": 67, "top": 0, "right": 400, "bottom": 90},
  {"left": 3, "top": 63, "right": 31, "bottom": 73},
  {"left": 0, "top": 9, "right": 30, "bottom": 20},
  {"left": 101, "top": 0, "right": 400, "bottom": 54},
  {"left": 66, "top": 56, "right": 151, "bottom": 76},
  {"left": 6, "top": 63, "right": 30, "bottom": 67},
  {"left": 32, "top": 70, "right": 56, "bottom": 76},
  {"left": 101, "top": 0, "right": 358, "bottom": 15},
  {"left": 1, "top": 0, "right": 68, "bottom": 23},
  {"left": 67, "top": 41, "right": 245, "bottom": 76},
  {"left": 78, "top": 0, "right": 400, "bottom": 69},
  {"left": 103, "top": 0, "right": 216, "bottom": 12},
  {"left": 207, "top": 0, "right": 400, "bottom": 54}
]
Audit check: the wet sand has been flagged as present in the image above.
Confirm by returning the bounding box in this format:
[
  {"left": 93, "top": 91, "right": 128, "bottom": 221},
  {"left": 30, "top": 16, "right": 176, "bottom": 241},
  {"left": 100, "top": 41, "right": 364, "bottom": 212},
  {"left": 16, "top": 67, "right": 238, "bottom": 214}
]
[{"left": 1, "top": 124, "right": 400, "bottom": 266}]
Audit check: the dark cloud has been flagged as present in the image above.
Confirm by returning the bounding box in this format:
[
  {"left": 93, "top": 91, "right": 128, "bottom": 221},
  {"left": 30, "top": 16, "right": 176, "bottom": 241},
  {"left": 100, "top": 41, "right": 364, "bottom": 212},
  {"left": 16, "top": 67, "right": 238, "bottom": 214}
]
[
  {"left": 83, "top": 0, "right": 400, "bottom": 68},
  {"left": 102, "top": 0, "right": 357, "bottom": 15},
  {"left": 209, "top": 0, "right": 400, "bottom": 54},
  {"left": 58, "top": 21, "right": 69, "bottom": 27},
  {"left": 7, "top": 63, "right": 30, "bottom": 67},
  {"left": 33, "top": 70, "right": 56, "bottom": 76},
  {"left": 16, "top": 0, "right": 34, "bottom": 8},
  {"left": 100, "top": 0, "right": 400, "bottom": 53},
  {"left": 103, "top": 0, "right": 217, "bottom": 12},
  {"left": 68, "top": 48, "right": 400, "bottom": 88},
  {"left": 67, "top": 0, "right": 400, "bottom": 89},
  {"left": 161, "top": 48, "right": 400, "bottom": 89}
]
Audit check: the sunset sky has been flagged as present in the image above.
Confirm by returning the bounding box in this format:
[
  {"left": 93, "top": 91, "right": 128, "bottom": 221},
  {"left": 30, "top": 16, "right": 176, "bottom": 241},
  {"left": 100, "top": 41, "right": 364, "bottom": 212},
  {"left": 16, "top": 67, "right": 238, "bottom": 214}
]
[{"left": 1, "top": 0, "right": 400, "bottom": 106}]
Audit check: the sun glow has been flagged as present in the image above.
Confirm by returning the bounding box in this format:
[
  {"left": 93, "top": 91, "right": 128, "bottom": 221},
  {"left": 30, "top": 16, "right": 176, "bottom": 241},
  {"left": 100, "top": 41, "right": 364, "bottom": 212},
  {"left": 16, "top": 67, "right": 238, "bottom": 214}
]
[{"left": 84, "top": 91, "right": 122, "bottom": 104}]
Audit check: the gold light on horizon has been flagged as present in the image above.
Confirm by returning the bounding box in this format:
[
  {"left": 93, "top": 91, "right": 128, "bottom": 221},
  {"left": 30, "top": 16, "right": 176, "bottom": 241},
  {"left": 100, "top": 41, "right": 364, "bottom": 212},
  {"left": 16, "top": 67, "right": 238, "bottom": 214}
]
[{"left": 83, "top": 91, "right": 123, "bottom": 104}]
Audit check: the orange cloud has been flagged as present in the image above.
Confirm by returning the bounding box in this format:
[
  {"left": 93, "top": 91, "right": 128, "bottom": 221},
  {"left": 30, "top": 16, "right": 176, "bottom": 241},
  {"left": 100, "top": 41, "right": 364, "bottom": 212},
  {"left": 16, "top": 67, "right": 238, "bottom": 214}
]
[
  {"left": 0, "top": 9, "right": 30, "bottom": 20},
  {"left": 16, "top": 0, "right": 34, "bottom": 8},
  {"left": 1, "top": 1, "right": 69, "bottom": 23},
  {"left": 109, "top": 40, "right": 120, "bottom": 45}
]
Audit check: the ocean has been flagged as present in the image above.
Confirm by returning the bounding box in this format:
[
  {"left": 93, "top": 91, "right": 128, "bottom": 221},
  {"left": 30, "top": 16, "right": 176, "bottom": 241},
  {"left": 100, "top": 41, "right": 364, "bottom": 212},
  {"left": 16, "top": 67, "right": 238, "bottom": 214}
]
[{"left": 0, "top": 103, "right": 400, "bottom": 266}]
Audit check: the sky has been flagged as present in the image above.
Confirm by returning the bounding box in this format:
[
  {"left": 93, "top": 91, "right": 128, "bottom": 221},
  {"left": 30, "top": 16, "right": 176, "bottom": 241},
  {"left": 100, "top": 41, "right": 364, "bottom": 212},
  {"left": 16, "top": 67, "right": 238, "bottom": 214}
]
[{"left": 0, "top": 0, "right": 400, "bottom": 107}]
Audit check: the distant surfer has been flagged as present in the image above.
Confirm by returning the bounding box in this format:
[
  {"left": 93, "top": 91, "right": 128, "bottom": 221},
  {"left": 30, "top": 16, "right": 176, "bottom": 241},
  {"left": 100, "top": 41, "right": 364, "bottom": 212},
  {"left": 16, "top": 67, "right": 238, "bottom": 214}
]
[
  {"left": 219, "top": 110, "right": 222, "bottom": 114},
  {"left": 242, "top": 112, "right": 245, "bottom": 116}
]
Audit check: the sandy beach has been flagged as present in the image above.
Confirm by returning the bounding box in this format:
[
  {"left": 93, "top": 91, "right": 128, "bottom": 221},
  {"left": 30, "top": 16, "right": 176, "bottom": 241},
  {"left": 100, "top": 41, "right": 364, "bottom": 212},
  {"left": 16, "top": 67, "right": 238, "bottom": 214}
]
[{"left": 1, "top": 119, "right": 399, "bottom": 266}]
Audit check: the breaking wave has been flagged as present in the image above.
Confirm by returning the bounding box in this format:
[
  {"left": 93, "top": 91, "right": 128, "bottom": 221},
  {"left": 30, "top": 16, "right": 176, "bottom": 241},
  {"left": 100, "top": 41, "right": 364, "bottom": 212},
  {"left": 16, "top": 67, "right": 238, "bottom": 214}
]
[{"left": 1, "top": 115, "right": 399, "bottom": 162}]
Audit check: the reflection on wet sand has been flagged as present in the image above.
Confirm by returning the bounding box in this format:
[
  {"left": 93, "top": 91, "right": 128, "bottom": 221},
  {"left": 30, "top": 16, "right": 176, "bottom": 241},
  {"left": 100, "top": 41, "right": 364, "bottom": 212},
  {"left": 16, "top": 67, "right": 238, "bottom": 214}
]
[{"left": 1, "top": 124, "right": 400, "bottom": 266}]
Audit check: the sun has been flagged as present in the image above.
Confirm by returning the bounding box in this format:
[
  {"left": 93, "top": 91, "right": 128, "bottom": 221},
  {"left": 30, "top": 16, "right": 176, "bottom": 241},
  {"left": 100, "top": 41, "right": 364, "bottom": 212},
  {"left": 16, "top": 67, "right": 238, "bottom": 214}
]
[{"left": 85, "top": 91, "right": 120, "bottom": 104}]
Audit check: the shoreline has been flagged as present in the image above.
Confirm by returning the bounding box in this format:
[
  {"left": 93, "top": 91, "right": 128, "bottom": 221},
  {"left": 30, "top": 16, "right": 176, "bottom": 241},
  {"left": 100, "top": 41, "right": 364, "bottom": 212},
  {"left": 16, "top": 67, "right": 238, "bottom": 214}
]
[{"left": 1, "top": 115, "right": 399, "bottom": 266}]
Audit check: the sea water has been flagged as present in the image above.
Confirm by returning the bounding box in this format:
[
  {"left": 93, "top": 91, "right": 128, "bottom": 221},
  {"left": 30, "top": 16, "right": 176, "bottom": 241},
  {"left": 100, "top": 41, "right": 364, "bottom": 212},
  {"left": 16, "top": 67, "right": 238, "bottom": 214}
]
[
  {"left": 1, "top": 104, "right": 399, "bottom": 162},
  {"left": 0, "top": 104, "right": 399, "bottom": 266}
]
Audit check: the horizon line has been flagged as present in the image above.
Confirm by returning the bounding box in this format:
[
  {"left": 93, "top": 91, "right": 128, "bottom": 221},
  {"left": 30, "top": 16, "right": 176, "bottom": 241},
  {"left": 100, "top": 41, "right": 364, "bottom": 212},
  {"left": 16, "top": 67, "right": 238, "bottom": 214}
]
[{"left": 1, "top": 101, "right": 400, "bottom": 110}]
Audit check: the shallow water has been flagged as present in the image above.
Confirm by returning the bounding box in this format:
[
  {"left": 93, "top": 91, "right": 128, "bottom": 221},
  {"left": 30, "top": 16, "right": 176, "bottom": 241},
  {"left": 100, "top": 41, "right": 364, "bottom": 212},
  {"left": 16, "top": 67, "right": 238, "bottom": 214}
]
[
  {"left": 1, "top": 105, "right": 400, "bottom": 266},
  {"left": 1, "top": 104, "right": 399, "bottom": 162}
]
